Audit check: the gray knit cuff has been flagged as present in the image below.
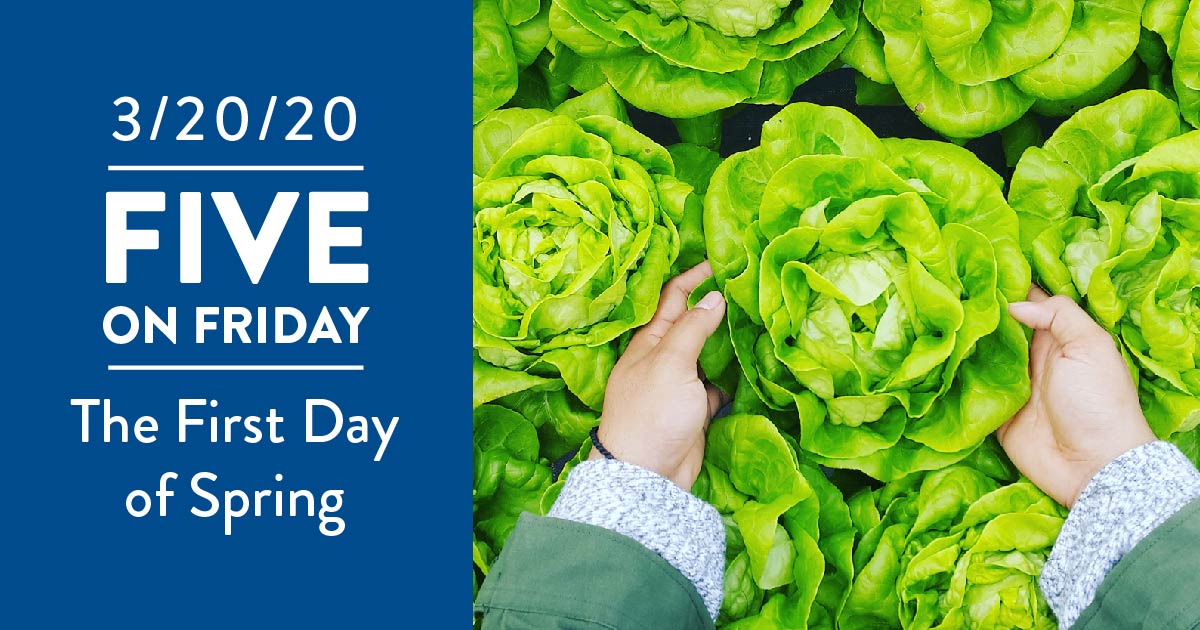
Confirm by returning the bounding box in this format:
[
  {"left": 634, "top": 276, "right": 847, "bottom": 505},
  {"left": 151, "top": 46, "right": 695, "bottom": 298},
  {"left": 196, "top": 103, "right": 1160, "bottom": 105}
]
[
  {"left": 1041, "top": 441, "right": 1200, "bottom": 628},
  {"left": 548, "top": 459, "right": 725, "bottom": 620}
]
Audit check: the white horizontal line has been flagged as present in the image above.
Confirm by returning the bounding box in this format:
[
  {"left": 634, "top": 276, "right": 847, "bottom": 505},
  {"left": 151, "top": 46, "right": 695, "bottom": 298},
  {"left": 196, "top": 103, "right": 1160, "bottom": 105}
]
[
  {"left": 107, "top": 165, "right": 364, "bottom": 172},
  {"left": 108, "top": 365, "right": 364, "bottom": 371}
]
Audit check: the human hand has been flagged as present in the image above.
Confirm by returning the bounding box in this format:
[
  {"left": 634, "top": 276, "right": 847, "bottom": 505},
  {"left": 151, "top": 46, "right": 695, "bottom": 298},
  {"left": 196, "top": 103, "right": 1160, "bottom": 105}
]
[
  {"left": 591, "top": 261, "right": 729, "bottom": 490},
  {"left": 997, "top": 286, "right": 1156, "bottom": 507}
]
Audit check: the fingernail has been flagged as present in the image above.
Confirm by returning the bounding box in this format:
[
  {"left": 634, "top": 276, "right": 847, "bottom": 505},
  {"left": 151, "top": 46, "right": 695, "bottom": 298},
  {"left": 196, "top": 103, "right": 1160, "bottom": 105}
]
[
  {"left": 696, "top": 291, "right": 724, "bottom": 310},
  {"left": 1008, "top": 301, "right": 1039, "bottom": 323}
]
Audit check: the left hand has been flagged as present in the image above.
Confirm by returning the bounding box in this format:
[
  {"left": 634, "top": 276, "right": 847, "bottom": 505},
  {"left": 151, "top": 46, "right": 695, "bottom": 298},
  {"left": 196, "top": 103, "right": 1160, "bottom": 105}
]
[{"left": 590, "top": 261, "right": 729, "bottom": 490}]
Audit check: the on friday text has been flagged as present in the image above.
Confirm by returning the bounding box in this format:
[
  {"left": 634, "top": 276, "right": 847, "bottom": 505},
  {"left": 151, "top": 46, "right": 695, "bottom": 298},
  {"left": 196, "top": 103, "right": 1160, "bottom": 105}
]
[
  {"left": 70, "top": 398, "right": 397, "bottom": 536},
  {"left": 103, "top": 305, "right": 369, "bottom": 345}
]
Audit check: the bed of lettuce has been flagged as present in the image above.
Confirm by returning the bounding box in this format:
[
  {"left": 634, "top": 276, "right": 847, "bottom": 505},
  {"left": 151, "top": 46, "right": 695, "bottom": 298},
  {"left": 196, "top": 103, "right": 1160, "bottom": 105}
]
[{"left": 474, "top": 2, "right": 1200, "bottom": 627}]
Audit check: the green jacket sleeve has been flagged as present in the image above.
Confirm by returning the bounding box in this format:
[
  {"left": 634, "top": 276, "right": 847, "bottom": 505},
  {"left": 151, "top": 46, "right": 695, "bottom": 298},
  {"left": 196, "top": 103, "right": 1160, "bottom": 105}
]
[
  {"left": 1075, "top": 497, "right": 1200, "bottom": 629},
  {"left": 475, "top": 513, "right": 715, "bottom": 630}
]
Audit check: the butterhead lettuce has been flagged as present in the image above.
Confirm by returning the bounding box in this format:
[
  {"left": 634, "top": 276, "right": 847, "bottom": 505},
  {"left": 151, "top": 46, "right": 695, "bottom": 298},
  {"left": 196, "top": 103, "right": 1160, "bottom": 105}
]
[
  {"left": 473, "top": 0, "right": 558, "bottom": 122},
  {"left": 473, "top": 86, "right": 705, "bottom": 420},
  {"left": 843, "top": 0, "right": 1146, "bottom": 139},
  {"left": 473, "top": 404, "right": 553, "bottom": 586},
  {"left": 701, "top": 103, "right": 1030, "bottom": 481},
  {"left": 1139, "top": 0, "right": 1200, "bottom": 128},
  {"left": 1010, "top": 89, "right": 1200, "bottom": 439},
  {"left": 693, "top": 414, "right": 854, "bottom": 629},
  {"left": 841, "top": 466, "right": 1063, "bottom": 629},
  {"left": 547, "top": 0, "right": 860, "bottom": 145}
]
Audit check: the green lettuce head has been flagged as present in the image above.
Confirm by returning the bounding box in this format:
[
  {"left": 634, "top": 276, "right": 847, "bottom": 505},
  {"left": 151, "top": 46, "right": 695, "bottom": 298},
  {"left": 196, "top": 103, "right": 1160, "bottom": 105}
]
[
  {"left": 473, "top": 0, "right": 559, "bottom": 122},
  {"left": 546, "top": 0, "right": 859, "bottom": 144},
  {"left": 473, "top": 87, "right": 706, "bottom": 418},
  {"left": 473, "top": 404, "right": 553, "bottom": 585},
  {"left": 1010, "top": 89, "right": 1200, "bottom": 439},
  {"left": 701, "top": 103, "right": 1030, "bottom": 481},
  {"left": 841, "top": 467, "right": 1064, "bottom": 629},
  {"left": 1139, "top": 0, "right": 1200, "bottom": 128},
  {"left": 692, "top": 414, "right": 854, "bottom": 629},
  {"left": 843, "top": 0, "right": 1145, "bottom": 139}
]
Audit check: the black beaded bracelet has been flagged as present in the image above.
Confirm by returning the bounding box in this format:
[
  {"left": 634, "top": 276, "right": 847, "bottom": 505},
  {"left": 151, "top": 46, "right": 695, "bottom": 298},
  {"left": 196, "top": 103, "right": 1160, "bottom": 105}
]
[{"left": 589, "top": 426, "right": 616, "bottom": 460}]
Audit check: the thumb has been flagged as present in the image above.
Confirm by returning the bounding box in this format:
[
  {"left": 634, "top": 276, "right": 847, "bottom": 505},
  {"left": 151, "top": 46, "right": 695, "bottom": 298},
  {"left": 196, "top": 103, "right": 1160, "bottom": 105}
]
[
  {"left": 1008, "top": 295, "right": 1108, "bottom": 347},
  {"left": 656, "top": 291, "right": 726, "bottom": 369}
]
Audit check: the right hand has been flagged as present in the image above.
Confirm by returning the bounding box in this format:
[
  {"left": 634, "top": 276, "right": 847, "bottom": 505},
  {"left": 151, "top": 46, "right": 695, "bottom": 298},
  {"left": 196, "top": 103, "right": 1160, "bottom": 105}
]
[{"left": 997, "top": 286, "right": 1157, "bottom": 508}]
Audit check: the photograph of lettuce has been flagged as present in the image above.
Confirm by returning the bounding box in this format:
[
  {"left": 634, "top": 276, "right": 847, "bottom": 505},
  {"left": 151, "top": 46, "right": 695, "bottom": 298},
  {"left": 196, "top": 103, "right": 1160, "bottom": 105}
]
[{"left": 473, "top": 0, "right": 1200, "bottom": 626}]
